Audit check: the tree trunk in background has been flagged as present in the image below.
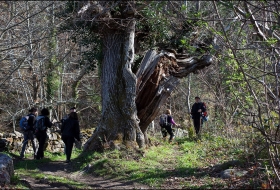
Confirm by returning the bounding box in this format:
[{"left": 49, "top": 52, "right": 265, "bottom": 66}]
[
  {"left": 84, "top": 20, "right": 145, "bottom": 151},
  {"left": 186, "top": 74, "right": 191, "bottom": 113},
  {"left": 26, "top": 1, "right": 39, "bottom": 103},
  {"left": 72, "top": 64, "right": 90, "bottom": 102}
]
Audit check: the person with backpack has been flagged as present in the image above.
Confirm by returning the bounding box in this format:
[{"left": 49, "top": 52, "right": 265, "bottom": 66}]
[
  {"left": 159, "top": 109, "right": 179, "bottom": 143},
  {"left": 191, "top": 97, "right": 206, "bottom": 138},
  {"left": 61, "top": 112, "right": 81, "bottom": 163},
  {"left": 19, "top": 107, "right": 38, "bottom": 159},
  {"left": 35, "top": 108, "right": 53, "bottom": 160}
]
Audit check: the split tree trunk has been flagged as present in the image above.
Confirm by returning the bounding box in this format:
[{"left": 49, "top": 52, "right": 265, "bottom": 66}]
[{"left": 136, "top": 50, "right": 212, "bottom": 141}]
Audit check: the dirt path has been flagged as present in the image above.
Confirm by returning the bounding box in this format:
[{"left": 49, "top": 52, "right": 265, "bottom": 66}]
[{"left": 15, "top": 159, "right": 150, "bottom": 189}]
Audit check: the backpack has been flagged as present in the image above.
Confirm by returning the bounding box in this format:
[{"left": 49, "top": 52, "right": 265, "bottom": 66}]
[
  {"left": 201, "top": 102, "right": 209, "bottom": 121},
  {"left": 35, "top": 116, "right": 46, "bottom": 131},
  {"left": 159, "top": 114, "right": 169, "bottom": 127},
  {"left": 19, "top": 115, "right": 31, "bottom": 131}
]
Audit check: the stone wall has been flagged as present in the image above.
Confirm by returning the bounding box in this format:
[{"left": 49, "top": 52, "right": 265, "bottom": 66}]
[
  {"left": 0, "top": 128, "right": 94, "bottom": 154},
  {"left": 0, "top": 127, "right": 187, "bottom": 154}
]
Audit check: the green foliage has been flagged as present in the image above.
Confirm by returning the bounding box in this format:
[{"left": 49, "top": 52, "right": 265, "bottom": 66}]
[
  {"left": 187, "top": 126, "right": 195, "bottom": 140},
  {"left": 10, "top": 174, "right": 20, "bottom": 184},
  {"left": 136, "top": 1, "right": 172, "bottom": 49},
  {"left": 45, "top": 23, "right": 62, "bottom": 102},
  {"left": 46, "top": 71, "right": 60, "bottom": 100},
  {"left": 265, "top": 37, "right": 278, "bottom": 46},
  {"left": 10, "top": 174, "right": 29, "bottom": 189}
]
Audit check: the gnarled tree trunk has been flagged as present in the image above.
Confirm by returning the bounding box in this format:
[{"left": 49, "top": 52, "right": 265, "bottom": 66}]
[{"left": 84, "top": 19, "right": 145, "bottom": 151}]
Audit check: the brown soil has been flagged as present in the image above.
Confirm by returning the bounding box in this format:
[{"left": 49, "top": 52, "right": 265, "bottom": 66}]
[{"left": 13, "top": 158, "right": 150, "bottom": 189}]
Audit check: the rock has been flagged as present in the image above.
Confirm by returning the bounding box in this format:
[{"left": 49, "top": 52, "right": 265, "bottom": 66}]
[
  {"left": 0, "top": 153, "right": 14, "bottom": 186},
  {"left": 52, "top": 147, "right": 61, "bottom": 153},
  {"left": 0, "top": 139, "right": 8, "bottom": 152},
  {"left": 8, "top": 133, "right": 16, "bottom": 138},
  {"left": 52, "top": 140, "right": 59, "bottom": 145},
  {"left": 60, "top": 142, "right": 65, "bottom": 148},
  {"left": 174, "top": 128, "right": 188, "bottom": 138},
  {"left": 48, "top": 133, "right": 58, "bottom": 140},
  {"left": 74, "top": 140, "right": 82, "bottom": 150},
  {"left": 0, "top": 139, "right": 7, "bottom": 149},
  {"left": 5, "top": 138, "right": 13, "bottom": 144},
  {"left": 14, "top": 131, "right": 23, "bottom": 138},
  {"left": 13, "top": 142, "right": 22, "bottom": 151},
  {"left": 212, "top": 160, "right": 244, "bottom": 172},
  {"left": 43, "top": 141, "right": 49, "bottom": 151},
  {"left": 53, "top": 133, "right": 58, "bottom": 140},
  {"left": 220, "top": 169, "right": 248, "bottom": 179}
]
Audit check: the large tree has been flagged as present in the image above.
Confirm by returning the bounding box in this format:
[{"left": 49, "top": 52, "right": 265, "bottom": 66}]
[{"left": 73, "top": 1, "right": 213, "bottom": 151}]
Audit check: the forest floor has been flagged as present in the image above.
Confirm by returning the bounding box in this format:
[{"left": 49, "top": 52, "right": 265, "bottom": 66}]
[
  {"left": 4, "top": 131, "right": 271, "bottom": 189},
  {"left": 12, "top": 157, "right": 149, "bottom": 189}
]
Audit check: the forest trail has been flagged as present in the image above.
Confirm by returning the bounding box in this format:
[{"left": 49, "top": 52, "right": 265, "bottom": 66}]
[
  {"left": 10, "top": 135, "right": 264, "bottom": 189},
  {"left": 13, "top": 157, "right": 150, "bottom": 189}
]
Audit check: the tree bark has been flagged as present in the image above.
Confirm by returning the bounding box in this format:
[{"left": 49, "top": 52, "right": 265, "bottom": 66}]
[
  {"left": 84, "top": 19, "right": 145, "bottom": 151},
  {"left": 186, "top": 74, "right": 191, "bottom": 113}
]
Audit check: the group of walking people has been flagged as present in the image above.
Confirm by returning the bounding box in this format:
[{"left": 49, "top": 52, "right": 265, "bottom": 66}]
[
  {"left": 21, "top": 97, "right": 205, "bottom": 160},
  {"left": 159, "top": 96, "right": 206, "bottom": 142},
  {"left": 20, "top": 107, "right": 81, "bottom": 163}
]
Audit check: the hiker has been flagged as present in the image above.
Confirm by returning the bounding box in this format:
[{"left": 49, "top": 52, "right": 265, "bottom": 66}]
[
  {"left": 61, "top": 107, "right": 76, "bottom": 124},
  {"left": 61, "top": 107, "right": 77, "bottom": 154},
  {"left": 159, "top": 109, "right": 179, "bottom": 142},
  {"left": 61, "top": 112, "right": 81, "bottom": 163},
  {"left": 191, "top": 97, "right": 206, "bottom": 137},
  {"left": 35, "top": 108, "right": 53, "bottom": 160},
  {"left": 20, "top": 107, "right": 38, "bottom": 159}
]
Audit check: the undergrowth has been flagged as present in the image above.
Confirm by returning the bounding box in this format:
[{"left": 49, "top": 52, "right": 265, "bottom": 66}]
[
  {"left": 11, "top": 129, "right": 266, "bottom": 189},
  {"left": 69, "top": 132, "right": 247, "bottom": 188}
]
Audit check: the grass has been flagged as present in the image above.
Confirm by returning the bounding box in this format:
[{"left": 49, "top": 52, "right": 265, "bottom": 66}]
[
  {"left": 12, "top": 149, "right": 89, "bottom": 189},
  {"left": 10, "top": 174, "right": 30, "bottom": 189},
  {"left": 10, "top": 131, "right": 249, "bottom": 189},
  {"left": 67, "top": 133, "right": 246, "bottom": 188},
  {"left": 23, "top": 170, "right": 88, "bottom": 189}
]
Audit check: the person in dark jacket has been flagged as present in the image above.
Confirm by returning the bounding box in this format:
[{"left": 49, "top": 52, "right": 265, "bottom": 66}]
[
  {"left": 61, "top": 112, "right": 81, "bottom": 163},
  {"left": 35, "top": 108, "right": 53, "bottom": 160},
  {"left": 191, "top": 97, "right": 206, "bottom": 137},
  {"left": 61, "top": 107, "right": 77, "bottom": 155},
  {"left": 61, "top": 107, "right": 76, "bottom": 124},
  {"left": 20, "top": 107, "right": 38, "bottom": 159}
]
